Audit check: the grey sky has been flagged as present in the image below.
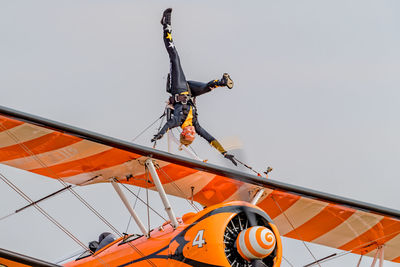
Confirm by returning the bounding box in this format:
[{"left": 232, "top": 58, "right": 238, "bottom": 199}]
[{"left": 1, "top": 0, "right": 400, "bottom": 266}]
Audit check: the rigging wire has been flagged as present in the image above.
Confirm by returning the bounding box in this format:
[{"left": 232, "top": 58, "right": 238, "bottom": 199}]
[
  {"left": 234, "top": 157, "right": 262, "bottom": 176},
  {"left": 0, "top": 124, "right": 156, "bottom": 267},
  {"left": 156, "top": 164, "right": 201, "bottom": 212},
  {"left": 0, "top": 125, "right": 120, "bottom": 235},
  {"left": 0, "top": 172, "right": 108, "bottom": 267},
  {"left": 271, "top": 194, "right": 321, "bottom": 267},
  {"left": 304, "top": 229, "right": 400, "bottom": 266},
  {"left": 124, "top": 187, "right": 142, "bottom": 234},
  {"left": 131, "top": 112, "right": 166, "bottom": 142},
  {"left": 114, "top": 178, "right": 167, "bottom": 221},
  {"left": 282, "top": 255, "right": 295, "bottom": 267},
  {"left": 0, "top": 184, "right": 76, "bottom": 222}
]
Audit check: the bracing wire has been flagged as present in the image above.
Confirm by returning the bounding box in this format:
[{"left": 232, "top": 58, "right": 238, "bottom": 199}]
[
  {"left": 0, "top": 184, "right": 77, "bottom": 222},
  {"left": 155, "top": 165, "right": 201, "bottom": 212},
  {"left": 304, "top": 229, "right": 400, "bottom": 266},
  {"left": 0, "top": 123, "right": 156, "bottom": 267},
  {"left": 114, "top": 179, "right": 168, "bottom": 221},
  {"left": 132, "top": 113, "right": 166, "bottom": 142},
  {"left": 283, "top": 256, "right": 295, "bottom": 267},
  {"left": 0, "top": 172, "right": 109, "bottom": 267},
  {"left": 0, "top": 125, "right": 119, "bottom": 233},
  {"left": 125, "top": 187, "right": 142, "bottom": 233},
  {"left": 271, "top": 194, "right": 321, "bottom": 267}
]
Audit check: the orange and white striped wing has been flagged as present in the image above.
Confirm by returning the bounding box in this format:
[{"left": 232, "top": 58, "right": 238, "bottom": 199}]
[{"left": 1, "top": 109, "right": 399, "bottom": 263}]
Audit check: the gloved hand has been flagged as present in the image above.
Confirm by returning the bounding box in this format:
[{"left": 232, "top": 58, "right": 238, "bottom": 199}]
[
  {"left": 223, "top": 152, "right": 237, "bottom": 166},
  {"left": 151, "top": 133, "right": 163, "bottom": 143}
]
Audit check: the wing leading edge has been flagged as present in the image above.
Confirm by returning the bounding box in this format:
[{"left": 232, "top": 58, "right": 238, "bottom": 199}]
[{"left": 1, "top": 105, "right": 399, "bottom": 263}]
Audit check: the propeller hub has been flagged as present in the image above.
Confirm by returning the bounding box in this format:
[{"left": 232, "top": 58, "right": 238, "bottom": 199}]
[{"left": 235, "top": 226, "right": 276, "bottom": 261}]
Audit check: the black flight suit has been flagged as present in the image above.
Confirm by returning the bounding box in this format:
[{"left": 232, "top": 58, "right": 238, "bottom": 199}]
[{"left": 155, "top": 22, "right": 227, "bottom": 154}]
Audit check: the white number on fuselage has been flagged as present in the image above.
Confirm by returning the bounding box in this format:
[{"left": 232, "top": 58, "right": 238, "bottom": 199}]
[{"left": 192, "top": 230, "right": 205, "bottom": 248}]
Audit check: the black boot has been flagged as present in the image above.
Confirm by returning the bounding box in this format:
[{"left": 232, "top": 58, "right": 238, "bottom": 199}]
[
  {"left": 160, "top": 8, "right": 172, "bottom": 26},
  {"left": 221, "top": 73, "right": 234, "bottom": 89},
  {"left": 207, "top": 73, "right": 234, "bottom": 89}
]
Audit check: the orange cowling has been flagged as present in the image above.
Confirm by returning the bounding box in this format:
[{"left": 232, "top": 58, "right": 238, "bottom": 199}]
[{"left": 64, "top": 201, "right": 282, "bottom": 267}]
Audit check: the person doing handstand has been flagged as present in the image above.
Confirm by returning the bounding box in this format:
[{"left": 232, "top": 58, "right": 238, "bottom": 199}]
[{"left": 151, "top": 8, "right": 237, "bottom": 166}]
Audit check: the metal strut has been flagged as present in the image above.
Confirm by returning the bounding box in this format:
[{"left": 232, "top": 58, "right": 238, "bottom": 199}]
[
  {"left": 371, "top": 246, "right": 384, "bottom": 267},
  {"left": 251, "top": 188, "right": 265, "bottom": 205},
  {"left": 145, "top": 158, "right": 179, "bottom": 229},
  {"left": 111, "top": 180, "right": 148, "bottom": 237}
]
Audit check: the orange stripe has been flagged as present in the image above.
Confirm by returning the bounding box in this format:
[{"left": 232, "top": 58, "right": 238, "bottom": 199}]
[
  {"left": 393, "top": 256, "right": 400, "bottom": 263},
  {"left": 284, "top": 204, "right": 355, "bottom": 241},
  {"left": 0, "top": 132, "right": 81, "bottom": 161},
  {"left": 138, "top": 164, "right": 197, "bottom": 184},
  {"left": 193, "top": 175, "right": 242, "bottom": 206},
  {"left": 124, "top": 163, "right": 199, "bottom": 189},
  {"left": 30, "top": 148, "right": 140, "bottom": 178},
  {"left": 339, "top": 217, "right": 400, "bottom": 254},
  {"left": 257, "top": 190, "right": 301, "bottom": 219},
  {"left": 0, "top": 116, "right": 24, "bottom": 132},
  {"left": 256, "top": 228, "right": 275, "bottom": 250},
  {"left": 236, "top": 237, "right": 248, "bottom": 261},
  {"left": 256, "top": 227, "right": 269, "bottom": 250},
  {"left": 244, "top": 228, "right": 264, "bottom": 258}
]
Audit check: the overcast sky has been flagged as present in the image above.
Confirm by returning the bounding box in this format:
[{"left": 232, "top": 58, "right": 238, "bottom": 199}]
[{"left": 1, "top": 1, "right": 400, "bottom": 266}]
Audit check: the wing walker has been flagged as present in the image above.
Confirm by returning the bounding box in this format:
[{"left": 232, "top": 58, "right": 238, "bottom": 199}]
[{"left": 0, "top": 8, "right": 399, "bottom": 267}]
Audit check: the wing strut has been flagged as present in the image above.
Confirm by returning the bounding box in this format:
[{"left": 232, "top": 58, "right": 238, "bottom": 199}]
[
  {"left": 251, "top": 188, "right": 265, "bottom": 205},
  {"left": 111, "top": 180, "right": 148, "bottom": 237},
  {"left": 145, "top": 158, "right": 179, "bottom": 229},
  {"left": 371, "top": 246, "right": 384, "bottom": 267}
]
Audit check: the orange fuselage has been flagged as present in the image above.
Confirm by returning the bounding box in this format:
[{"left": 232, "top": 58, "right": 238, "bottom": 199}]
[{"left": 64, "top": 201, "right": 282, "bottom": 267}]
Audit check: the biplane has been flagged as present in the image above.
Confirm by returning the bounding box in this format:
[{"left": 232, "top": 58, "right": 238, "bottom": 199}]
[{"left": 0, "top": 105, "right": 399, "bottom": 267}]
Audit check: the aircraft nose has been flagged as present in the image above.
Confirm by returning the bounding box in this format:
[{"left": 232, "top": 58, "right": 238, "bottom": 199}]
[{"left": 235, "top": 226, "right": 276, "bottom": 261}]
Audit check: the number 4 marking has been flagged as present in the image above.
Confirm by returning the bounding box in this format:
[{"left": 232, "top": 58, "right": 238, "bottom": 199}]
[{"left": 192, "top": 230, "right": 205, "bottom": 248}]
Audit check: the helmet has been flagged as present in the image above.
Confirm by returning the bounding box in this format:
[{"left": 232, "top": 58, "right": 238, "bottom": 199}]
[{"left": 180, "top": 126, "right": 196, "bottom": 146}]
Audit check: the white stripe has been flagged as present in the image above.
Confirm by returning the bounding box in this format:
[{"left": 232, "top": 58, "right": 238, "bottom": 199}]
[
  {"left": 1, "top": 140, "right": 111, "bottom": 170},
  {"left": 223, "top": 184, "right": 256, "bottom": 202},
  {"left": 364, "top": 233, "right": 400, "bottom": 261},
  {"left": 161, "top": 171, "right": 216, "bottom": 199},
  {"left": 62, "top": 156, "right": 167, "bottom": 185},
  {"left": 260, "top": 228, "right": 276, "bottom": 249},
  {"left": 238, "top": 231, "right": 256, "bottom": 260},
  {"left": 312, "top": 210, "right": 383, "bottom": 248},
  {"left": 249, "top": 227, "right": 269, "bottom": 256},
  {"left": 0, "top": 123, "right": 53, "bottom": 148},
  {"left": 273, "top": 197, "right": 328, "bottom": 235},
  {"left": 384, "top": 233, "right": 400, "bottom": 261}
]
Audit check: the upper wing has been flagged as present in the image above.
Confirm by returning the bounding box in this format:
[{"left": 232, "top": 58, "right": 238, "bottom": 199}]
[{"left": 1, "top": 105, "right": 399, "bottom": 263}]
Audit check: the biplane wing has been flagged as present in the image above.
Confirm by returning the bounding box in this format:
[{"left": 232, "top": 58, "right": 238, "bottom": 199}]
[{"left": 1, "top": 105, "right": 399, "bottom": 263}]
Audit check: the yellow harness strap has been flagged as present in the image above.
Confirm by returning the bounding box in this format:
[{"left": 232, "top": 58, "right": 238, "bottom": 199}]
[{"left": 181, "top": 106, "right": 194, "bottom": 129}]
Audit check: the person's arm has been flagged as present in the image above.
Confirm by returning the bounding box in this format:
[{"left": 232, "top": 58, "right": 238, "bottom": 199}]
[
  {"left": 151, "top": 116, "right": 180, "bottom": 142},
  {"left": 194, "top": 122, "right": 237, "bottom": 166}
]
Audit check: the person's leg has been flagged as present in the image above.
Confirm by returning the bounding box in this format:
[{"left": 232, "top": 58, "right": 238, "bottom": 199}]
[
  {"left": 206, "top": 73, "right": 234, "bottom": 89},
  {"left": 187, "top": 81, "right": 210, "bottom": 97},
  {"left": 161, "top": 9, "right": 188, "bottom": 95},
  {"left": 188, "top": 73, "right": 234, "bottom": 97}
]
